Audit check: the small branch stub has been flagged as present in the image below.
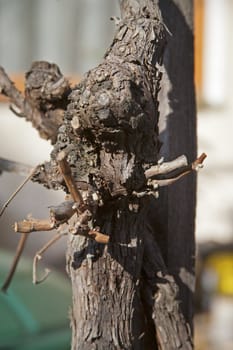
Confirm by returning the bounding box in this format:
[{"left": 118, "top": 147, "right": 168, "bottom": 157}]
[
  {"left": 146, "top": 153, "right": 207, "bottom": 187},
  {"left": 57, "top": 150, "right": 84, "bottom": 206},
  {"left": 88, "top": 229, "right": 110, "bottom": 244},
  {"left": 14, "top": 219, "right": 55, "bottom": 233},
  {"left": 192, "top": 153, "right": 207, "bottom": 170},
  {"left": 145, "top": 154, "right": 188, "bottom": 179}
]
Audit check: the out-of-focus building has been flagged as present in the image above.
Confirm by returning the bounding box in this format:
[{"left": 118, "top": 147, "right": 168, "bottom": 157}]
[
  {"left": 195, "top": 1, "right": 233, "bottom": 348},
  {"left": 195, "top": 0, "right": 233, "bottom": 244},
  {"left": 0, "top": 0, "right": 119, "bottom": 74}
]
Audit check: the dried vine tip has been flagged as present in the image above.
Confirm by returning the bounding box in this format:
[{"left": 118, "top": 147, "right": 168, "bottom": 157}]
[
  {"left": 32, "top": 232, "right": 65, "bottom": 285},
  {"left": 192, "top": 153, "right": 207, "bottom": 170},
  {"left": 33, "top": 266, "right": 51, "bottom": 285}
]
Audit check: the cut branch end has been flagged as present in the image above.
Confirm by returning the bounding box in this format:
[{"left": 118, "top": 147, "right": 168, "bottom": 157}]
[
  {"left": 88, "top": 230, "right": 110, "bottom": 244},
  {"left": 14, "top": 219, "right": 55, "bottom": 233}
]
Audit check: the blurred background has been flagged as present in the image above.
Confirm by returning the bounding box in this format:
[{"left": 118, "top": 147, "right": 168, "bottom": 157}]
[{"left": 0, "top": 0, "right": 232, "bottom": 349}]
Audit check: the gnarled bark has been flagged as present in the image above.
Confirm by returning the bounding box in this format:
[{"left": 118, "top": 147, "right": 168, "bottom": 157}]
[
  {"left": 51, "top": 0, "right": 192, "bottom": 348},
  {"left": 0, "top": 0, "right": 196, "bottom": 349},
  {"left": 0, "top": 61, "right": 71, "bottom": 143}
]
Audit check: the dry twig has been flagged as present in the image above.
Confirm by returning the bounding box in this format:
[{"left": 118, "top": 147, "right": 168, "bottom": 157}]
[
  {"left": 57, "top": 150, "right": 110, "bottom": 244},
  {"left": 14, "top": 200, "right": 76, "bottom": 235},
  {"left": 14, "top": 219, "right": 55, "bottom": 233},
  {"left": 0, "top": 167, "right": 38, "bottom": 217},
  {"left": 147, "top": 153, "right": 207, "bottom": 187},
  {"left": 1, "top": 233, "right": 28, "bottom": 292},
  {"left": 145, "top": 155, "right": 188, "bottom": 179},
  {"left": 57, "top": 150, "right": 84, "bottom": 206},
  {"left": 33, "top": 232, "right": 66, "bottom": 284},
  {"left": 1, "top": 201, "right": 75, "bottom": 291},
  {"left": 0, "top": 166, "right": 38, "bottom": 291}
]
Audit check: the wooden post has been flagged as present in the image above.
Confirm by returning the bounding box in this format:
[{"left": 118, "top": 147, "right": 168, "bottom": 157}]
[{"left": 158, "top": 0, "right": 196, "bottom": 329}]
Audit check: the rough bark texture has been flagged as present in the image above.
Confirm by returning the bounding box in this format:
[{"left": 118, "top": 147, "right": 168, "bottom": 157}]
[
  {"left": 0, "top": 0, "right": 196, "bottom": 349},
  {"left": 51, "top": 1, "right": 192, "bottom": 348},
  {"left": 0, "top": 61, "right": 71, "bottom": 143}
]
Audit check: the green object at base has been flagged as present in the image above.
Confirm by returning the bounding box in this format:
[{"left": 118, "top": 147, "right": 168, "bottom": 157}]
[{"left": 0, "top": 250, "right": 71, "bottom": 349}]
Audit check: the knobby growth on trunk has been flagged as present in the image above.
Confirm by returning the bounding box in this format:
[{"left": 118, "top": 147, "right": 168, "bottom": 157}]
[{"left": 0, "top": 0, "right": 199, "bottom": 349}]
